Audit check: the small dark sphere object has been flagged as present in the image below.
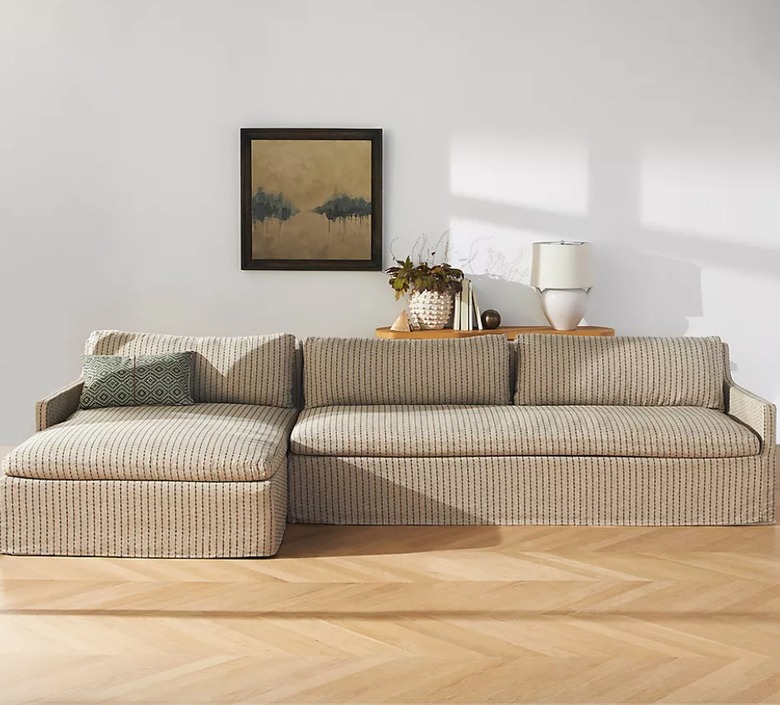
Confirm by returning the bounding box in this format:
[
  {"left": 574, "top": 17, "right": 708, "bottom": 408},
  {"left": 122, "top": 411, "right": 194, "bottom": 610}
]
[{"left": 481, "top": 309, "right": 501, "bottom": 329}]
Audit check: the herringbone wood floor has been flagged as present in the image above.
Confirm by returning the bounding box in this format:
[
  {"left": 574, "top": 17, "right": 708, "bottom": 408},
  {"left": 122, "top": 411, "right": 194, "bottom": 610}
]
[{"left": 0, "top": 453, "right": 778, "bottom": 704}]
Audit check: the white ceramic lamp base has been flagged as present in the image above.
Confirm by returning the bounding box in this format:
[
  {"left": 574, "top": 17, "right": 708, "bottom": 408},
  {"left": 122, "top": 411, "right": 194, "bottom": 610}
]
[{"left": 538, "top": 288, "right": 589, "bottom": 331}]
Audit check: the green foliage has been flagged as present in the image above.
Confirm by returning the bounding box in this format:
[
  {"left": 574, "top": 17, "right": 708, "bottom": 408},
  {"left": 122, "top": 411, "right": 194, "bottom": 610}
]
[{"left": 386, "top": 256, "right": 464, "bottom": 301}]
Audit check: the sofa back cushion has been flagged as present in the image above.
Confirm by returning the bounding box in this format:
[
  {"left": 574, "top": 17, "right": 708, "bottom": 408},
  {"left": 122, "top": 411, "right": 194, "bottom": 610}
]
[
  {"left": 85, "top": 331, "right": 296, "bottom": 407},
  {"left": 303, "top": 335, "right": 511, "bottom": 407},
  {"left": 514, "top": 335, "right": 726, "bottom": 409}
]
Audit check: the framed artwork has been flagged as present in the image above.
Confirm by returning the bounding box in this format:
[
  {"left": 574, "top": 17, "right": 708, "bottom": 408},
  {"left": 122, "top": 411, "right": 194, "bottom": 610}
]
[{"left": 240, "top": 128, "right": 383, "bottom": 270}]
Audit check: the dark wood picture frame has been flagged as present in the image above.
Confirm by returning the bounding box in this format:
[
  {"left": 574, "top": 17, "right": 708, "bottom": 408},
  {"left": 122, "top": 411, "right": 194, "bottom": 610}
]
[{"left": 240, "top": 128, "right": 383, "bottom": 270}]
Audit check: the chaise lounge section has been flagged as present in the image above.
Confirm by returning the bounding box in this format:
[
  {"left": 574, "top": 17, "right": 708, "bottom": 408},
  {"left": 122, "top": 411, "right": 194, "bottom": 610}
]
[{"left": 0, "top": 331, "right": 298, "bottom": 557}]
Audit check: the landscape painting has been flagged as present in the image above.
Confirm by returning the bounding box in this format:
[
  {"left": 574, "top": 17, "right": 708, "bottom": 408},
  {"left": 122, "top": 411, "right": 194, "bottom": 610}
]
[{"left": 240, "top": 128, "right": 382, "bottom": 270}]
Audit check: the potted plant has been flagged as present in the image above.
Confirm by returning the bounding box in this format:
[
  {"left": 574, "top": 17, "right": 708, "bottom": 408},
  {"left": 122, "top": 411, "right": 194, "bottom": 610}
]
[{"left": 386, "top": 255, "right": 464, "bottom": 330}]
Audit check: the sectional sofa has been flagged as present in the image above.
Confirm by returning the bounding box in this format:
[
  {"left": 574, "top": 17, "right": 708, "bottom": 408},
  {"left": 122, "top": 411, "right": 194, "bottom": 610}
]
[{"left": 0, "top": 331, "right": 775, "bottom": 558}]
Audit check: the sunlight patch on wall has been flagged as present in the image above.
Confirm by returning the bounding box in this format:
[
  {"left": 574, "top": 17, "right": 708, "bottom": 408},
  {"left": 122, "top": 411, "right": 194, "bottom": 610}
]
[
  {"left": 639, "top": 144, "right": 780, "bottom": 247},
  {"left": 450, "top": 134, "right": 589, "bottom": 215},
  {"left": 447, "top": 217, "right": 544, "bottom": 283}
]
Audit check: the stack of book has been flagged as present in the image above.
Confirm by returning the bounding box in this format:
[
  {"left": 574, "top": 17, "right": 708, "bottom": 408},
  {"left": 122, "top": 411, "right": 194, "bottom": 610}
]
[{"left": 452, "top": 278, "right": 483, "bottom": 331}]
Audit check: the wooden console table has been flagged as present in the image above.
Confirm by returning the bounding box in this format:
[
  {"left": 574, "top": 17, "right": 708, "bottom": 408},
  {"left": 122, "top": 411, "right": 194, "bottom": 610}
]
[{"left": 375, "top": 325, "right": 615, "bottom": 340}]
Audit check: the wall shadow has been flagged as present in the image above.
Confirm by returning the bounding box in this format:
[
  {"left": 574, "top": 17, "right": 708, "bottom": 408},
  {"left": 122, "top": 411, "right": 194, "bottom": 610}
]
[
  {"left": 444, "top": 136, "right": 718, "bottom": 336},
  {"left": 588, "top": 246, "right": 701, "bottom": 335},
  {"left": 467, "top": 274, "right": 546, "bottom": 326}
]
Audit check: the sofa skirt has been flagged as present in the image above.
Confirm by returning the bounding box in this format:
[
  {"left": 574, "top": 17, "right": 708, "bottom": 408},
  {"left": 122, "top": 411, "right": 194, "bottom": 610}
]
[
  {"left": 288, "top": 455, "right": 775, "bottom": 526},
  {"left": 0, "top": 469, "right": 287, "bottom": 558}
]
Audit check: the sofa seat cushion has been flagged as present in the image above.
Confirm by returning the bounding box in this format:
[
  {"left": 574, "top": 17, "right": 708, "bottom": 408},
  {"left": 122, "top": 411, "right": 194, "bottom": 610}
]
[
  {"left": 290, "top": 405, "right": 760, "bottom": 459},
  {"left": 3, "top": 403, "right": 298, "bottom": 482}
]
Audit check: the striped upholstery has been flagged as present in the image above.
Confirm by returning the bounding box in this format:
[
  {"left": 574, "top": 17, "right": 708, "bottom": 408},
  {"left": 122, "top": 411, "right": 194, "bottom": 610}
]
[
  {"left": 515, "top": 335, "right": 726, "bottom": 409},
  {"left": 85, "top": 331, "right": 296, "bottom": 407},
  {"left": 0, "top": 470, "right": 287, "bottom": 557},
  {"left": 4, "top": 404, "right": 297, "bottom": 482},
  {"left": 290, "top": 405, "right": 760, "bottom": 459},
  {"left": 5, "top": 330, "right": 298, "bottom": 558},
  {"left": 288, "top": 375, "right": 776, "bottom": 528},
  {"left": 303, "top": 336, "right": 510, "bottom": 407},
  {"left": 728, "top": 380, "right": 776, "bottom": 448},
  {"left": 288, "top": 454, "right": 774, "bottom": 526},
  {"left": 36, "top": 379, "right": 84, "bottom": 432}
]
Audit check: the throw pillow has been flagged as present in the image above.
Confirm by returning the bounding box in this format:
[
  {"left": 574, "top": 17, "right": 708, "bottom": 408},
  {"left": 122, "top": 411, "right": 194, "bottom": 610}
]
[{"left": 79, "top": 352, "right": 195, "bottom": 409}]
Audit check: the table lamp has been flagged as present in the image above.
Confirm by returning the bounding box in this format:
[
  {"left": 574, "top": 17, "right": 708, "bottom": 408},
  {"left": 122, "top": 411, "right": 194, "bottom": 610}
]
[{"left": 531, "top": 241, "right": 593, "bottom": 330}]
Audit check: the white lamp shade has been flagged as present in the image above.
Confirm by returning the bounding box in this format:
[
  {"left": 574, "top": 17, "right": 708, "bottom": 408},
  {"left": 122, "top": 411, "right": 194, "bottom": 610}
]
[{"left": 531, "top": 241, "right": 593, "bottom": 290}]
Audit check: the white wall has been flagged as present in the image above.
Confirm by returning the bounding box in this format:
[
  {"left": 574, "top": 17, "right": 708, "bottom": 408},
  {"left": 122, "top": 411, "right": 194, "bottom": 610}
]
[{"left": 1, "top": 0, "right": 779, "bottom": 444}]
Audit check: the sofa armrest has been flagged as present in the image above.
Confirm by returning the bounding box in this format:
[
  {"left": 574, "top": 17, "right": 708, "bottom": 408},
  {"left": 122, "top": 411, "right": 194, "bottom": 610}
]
[
  {"left": 727, "top": 381, "right": 776, "bottom": 452},
  {"left": 35, "top": 380, "right": 84, "bottom": 432}
]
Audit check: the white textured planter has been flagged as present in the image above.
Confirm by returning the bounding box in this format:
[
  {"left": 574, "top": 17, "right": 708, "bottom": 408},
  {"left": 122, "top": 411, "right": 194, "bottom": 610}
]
[{"left": 408, "top": 290, "right": 454, "bottom": 330}]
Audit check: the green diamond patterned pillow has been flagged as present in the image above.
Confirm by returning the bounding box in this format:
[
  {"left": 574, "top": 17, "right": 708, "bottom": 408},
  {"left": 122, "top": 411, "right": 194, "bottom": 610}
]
[{"left": 79, "top": 352, "right": 195, "bottom": 409}]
